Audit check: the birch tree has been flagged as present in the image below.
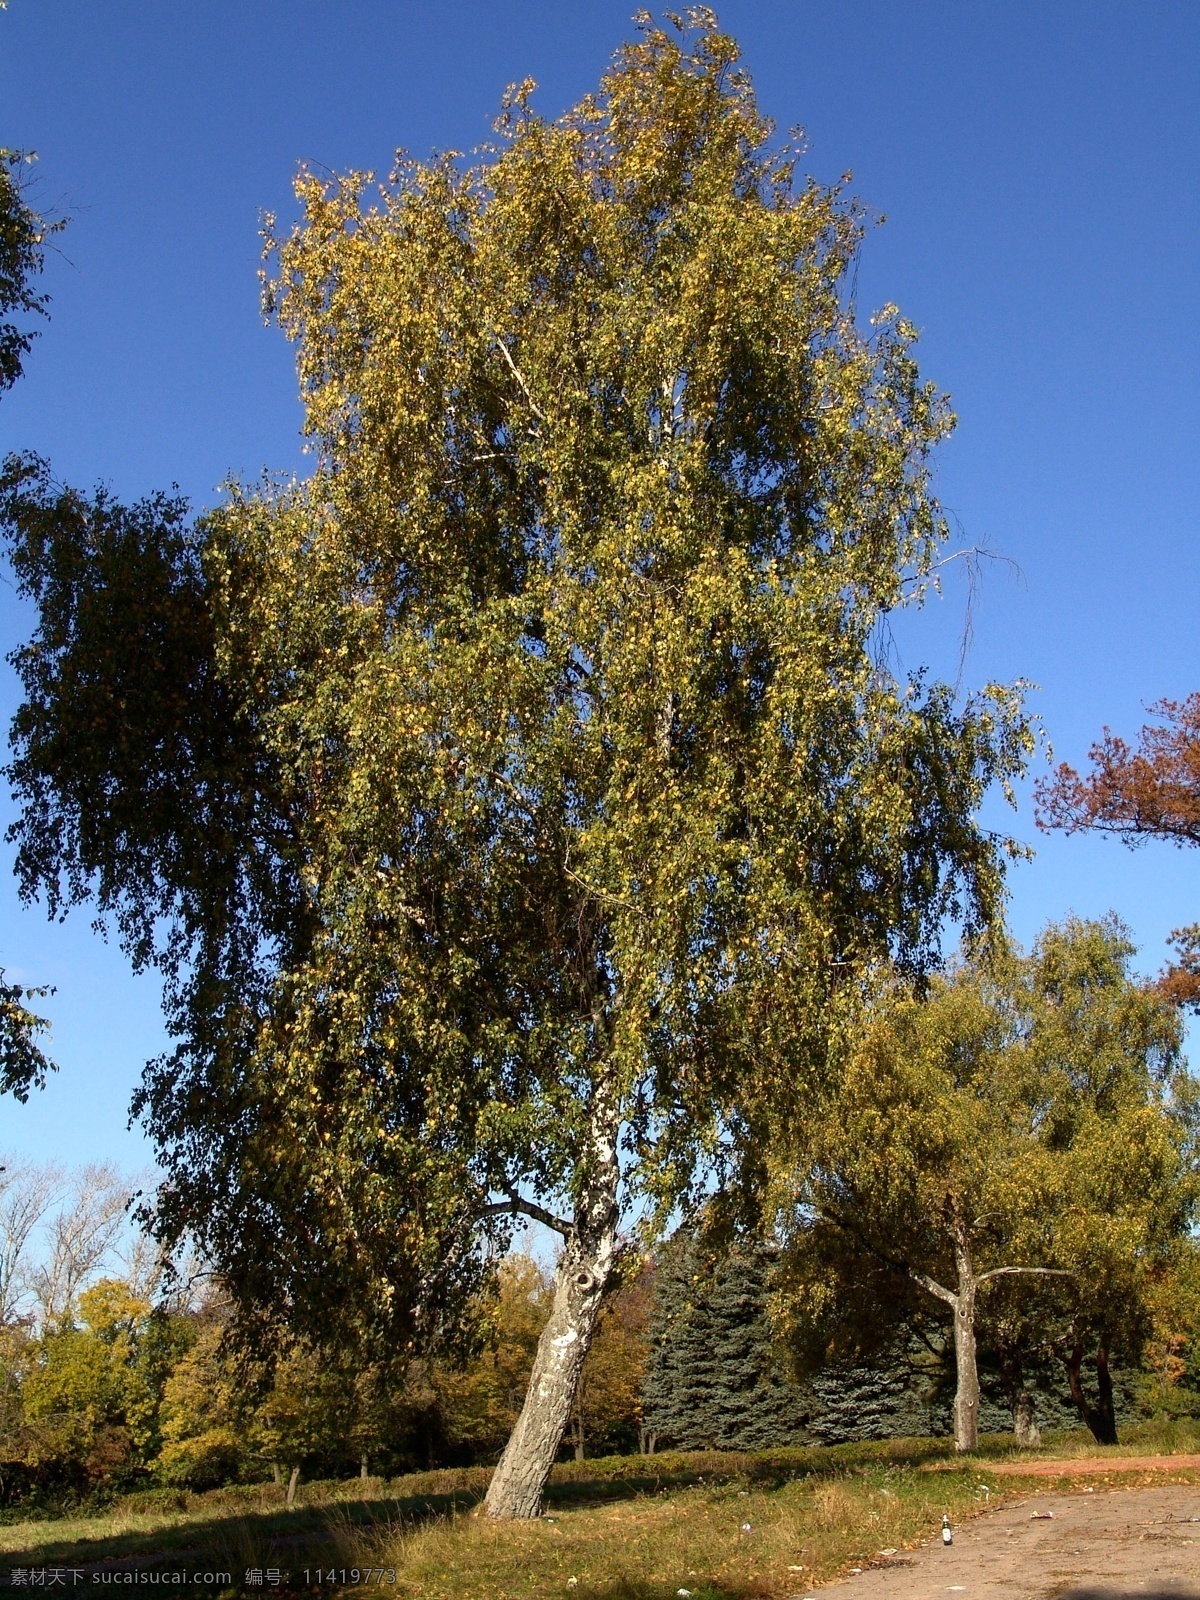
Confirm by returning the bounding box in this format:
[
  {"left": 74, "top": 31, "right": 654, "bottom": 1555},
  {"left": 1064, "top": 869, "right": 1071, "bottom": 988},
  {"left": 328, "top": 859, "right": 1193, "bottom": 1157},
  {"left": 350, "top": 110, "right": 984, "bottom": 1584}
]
[
  {"left": 0, "top": 12, "right": 1032, "bottom": 1514},
  {"left": 0, "top": 146, "right": 56, "bottom": 1102},
  {"left": 0, "top": 145, "right": 52, "bottom": 396}
]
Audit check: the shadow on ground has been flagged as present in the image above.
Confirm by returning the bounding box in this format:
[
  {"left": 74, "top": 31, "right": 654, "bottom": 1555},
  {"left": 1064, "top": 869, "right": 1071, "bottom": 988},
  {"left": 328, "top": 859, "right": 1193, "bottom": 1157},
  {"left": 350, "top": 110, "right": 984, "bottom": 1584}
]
[{"left": 1057, "top": 1590, "right": 1200, "bottom": 1600}]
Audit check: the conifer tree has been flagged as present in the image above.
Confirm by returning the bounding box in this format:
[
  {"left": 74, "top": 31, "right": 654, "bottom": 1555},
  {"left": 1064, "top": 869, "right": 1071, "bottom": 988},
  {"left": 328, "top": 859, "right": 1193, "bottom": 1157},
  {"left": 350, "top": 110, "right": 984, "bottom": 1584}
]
[{"left": 644, "top": 1235, "right": 807, "bottom": 1451}]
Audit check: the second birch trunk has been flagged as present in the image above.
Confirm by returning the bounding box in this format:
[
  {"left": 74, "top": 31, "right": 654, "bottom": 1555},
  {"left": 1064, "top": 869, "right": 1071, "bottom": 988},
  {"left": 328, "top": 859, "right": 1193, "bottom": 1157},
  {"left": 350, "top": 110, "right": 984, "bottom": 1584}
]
[{"left": 951, "top": 1227, "right": 980, "bottom": 1453}]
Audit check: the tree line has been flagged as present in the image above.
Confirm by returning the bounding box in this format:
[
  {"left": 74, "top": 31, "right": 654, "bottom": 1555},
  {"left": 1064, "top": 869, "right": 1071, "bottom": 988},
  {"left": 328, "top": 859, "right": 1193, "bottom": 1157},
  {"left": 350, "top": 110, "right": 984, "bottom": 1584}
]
[
  {"left": 1, "top": 9, "right": 1198, "bottom": 1517},
  {"left": 0, "top": 1064, "right": 1196, "bottom": 1514},
  {"left": 2, "top": 910, "right": 1197, "bottom": 1501}
]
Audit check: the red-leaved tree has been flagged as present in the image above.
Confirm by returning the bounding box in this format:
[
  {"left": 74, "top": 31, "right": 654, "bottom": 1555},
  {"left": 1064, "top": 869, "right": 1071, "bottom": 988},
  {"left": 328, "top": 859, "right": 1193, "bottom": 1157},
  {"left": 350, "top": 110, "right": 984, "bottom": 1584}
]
[{"left": 1036, "top": 694, "right": 1200, "bottom": 1007}]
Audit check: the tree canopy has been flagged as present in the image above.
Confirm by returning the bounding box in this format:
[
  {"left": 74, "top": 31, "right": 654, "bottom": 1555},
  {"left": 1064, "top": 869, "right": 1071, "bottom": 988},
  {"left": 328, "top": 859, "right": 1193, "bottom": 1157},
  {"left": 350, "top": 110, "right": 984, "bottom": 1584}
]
[
  {"left": 0, "top": 144, "right": 55, "bottom": 1097},
  {"left": 0, "top": 11, "right": 1033, "bottom": 1513},
  {"left": 772, "top": 918, "right": 1198, "bottom": 1450},
  {"left": 0, "top": 146, "right": 51, "bottom": 397}
]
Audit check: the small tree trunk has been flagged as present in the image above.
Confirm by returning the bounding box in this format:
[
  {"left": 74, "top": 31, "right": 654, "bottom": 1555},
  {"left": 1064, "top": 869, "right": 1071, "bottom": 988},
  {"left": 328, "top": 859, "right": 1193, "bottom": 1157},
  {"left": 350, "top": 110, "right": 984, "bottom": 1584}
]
[
  {"left": 1094, "top": 1336, "right": 1118, "bottom": 1445},
  {"left": 360, "top": 1454, "right": 369, "bottom": 1479},
  {"left": 951, "top": 1229, "right": 980, "bottom": 1453},
  {"left": 483, "top": 1102, "right": 620, "bottom": 1518},
  {"left": 1012, "top": 1387, "right": 1040, "bottom": 1447},
  {"left": 1000, "top": 1349, "right": 1041, "bottom": 1448},
  {"left": 286, "top": 1464, "right": 300, "bottom": 1507},
  {"left": 271, "top": 1461, "right": 281, "bottom": 1487},
  {"left": 1065, "top": 1334, "right": 1119, "bottom": 1446},
  {"left": 572, "top": 1410, "right": 585, "bottom": 1462}
]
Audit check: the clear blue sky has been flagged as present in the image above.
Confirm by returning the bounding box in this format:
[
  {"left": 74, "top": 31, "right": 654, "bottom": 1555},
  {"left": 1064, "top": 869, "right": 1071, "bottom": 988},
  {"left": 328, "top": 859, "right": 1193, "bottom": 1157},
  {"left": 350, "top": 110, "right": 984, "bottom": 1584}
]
[{"left": 1, "top": 1, "right": 1197, "bottom": 1171}]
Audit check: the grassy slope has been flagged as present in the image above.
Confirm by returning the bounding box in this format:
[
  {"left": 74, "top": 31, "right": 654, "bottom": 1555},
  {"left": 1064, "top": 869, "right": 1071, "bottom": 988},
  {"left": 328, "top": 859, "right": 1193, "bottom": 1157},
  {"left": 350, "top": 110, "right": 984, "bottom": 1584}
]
[{"left": 1, "top": 1422, "right": 1198, "bottom": 1596}]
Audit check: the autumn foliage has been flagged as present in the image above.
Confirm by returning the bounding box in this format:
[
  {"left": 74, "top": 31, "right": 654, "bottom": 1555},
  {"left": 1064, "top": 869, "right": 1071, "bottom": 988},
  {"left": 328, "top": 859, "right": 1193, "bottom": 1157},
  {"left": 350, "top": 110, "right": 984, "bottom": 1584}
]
[{"left": 1037, "top": 694, "right": 1200, "bottom": 1007}]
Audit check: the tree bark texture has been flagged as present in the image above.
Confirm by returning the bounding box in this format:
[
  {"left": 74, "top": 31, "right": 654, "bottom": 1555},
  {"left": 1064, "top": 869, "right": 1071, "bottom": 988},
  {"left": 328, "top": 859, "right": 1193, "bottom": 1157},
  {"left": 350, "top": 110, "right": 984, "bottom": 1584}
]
[
  {"left": 951, "top": 1230, "right": 980, "bottom": 1453},
  {"left": 483, "top": 1104, "right": 620, "bottom": 1518},
  {"left": 1000, "top": 1353, "right": 1041, "bottom": 1448},
  {"left": 1011, "top": 1387, "right": 1040, "bottom": 1447},
  {"left": 286, "top": 1464, "right": 300, "bottom": 1507}
]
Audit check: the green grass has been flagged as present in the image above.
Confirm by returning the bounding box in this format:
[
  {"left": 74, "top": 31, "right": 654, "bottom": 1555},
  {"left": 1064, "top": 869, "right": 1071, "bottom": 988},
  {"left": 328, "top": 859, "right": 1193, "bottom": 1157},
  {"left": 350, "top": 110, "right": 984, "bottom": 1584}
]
[{"left": 2, "top": 1424, "right": 1199, "bottom": 1596}]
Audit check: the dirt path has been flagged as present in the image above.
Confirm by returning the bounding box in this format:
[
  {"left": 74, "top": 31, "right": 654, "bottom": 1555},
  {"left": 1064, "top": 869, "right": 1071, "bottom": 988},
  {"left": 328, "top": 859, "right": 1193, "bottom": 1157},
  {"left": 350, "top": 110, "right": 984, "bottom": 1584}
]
[
  {"left": 807, "top": 1485, "right": 1200, "bottom": 1600},
  {"left": 985, "top": 1455, "right": 1200, "bottom": 1478}
]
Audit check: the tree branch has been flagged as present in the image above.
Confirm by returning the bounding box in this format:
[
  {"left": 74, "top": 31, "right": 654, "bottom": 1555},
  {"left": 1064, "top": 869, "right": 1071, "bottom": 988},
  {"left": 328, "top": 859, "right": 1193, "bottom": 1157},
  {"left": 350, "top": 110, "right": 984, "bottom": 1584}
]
[
  {"left": 907, "top": 1267, "right": 957, "bottom": 1307},
  {"left": 818, "top": 1206, "right": 957, "bottom": 1307},
  {"left": 492, "top": 335, "right": 546, "bottom": 422},
  {"left": 976, "top": 1265, "right": 1074, "bottom": 1285},
  {"left": 483, "top": 1194, "right": 572, "bottom": 1238}
]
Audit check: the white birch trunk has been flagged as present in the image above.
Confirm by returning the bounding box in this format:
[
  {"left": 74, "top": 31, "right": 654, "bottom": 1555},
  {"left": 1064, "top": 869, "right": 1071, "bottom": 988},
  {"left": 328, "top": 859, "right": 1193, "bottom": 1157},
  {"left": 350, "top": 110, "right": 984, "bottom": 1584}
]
[{"left": 483, "top": 1101, "right": 620, "bottom": 1519}]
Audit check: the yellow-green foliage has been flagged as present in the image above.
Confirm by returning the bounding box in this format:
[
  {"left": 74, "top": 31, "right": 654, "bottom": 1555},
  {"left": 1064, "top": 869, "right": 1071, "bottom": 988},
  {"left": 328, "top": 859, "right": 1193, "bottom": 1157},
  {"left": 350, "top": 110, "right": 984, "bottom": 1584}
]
[
  {"left": 157, "top": 1325, "right": 247, "bottom": 1489},
  {"left": 0, "top": 10, "right": 1033, "bottom": 1367},
  {"left": 773, "top": 918, "right": 1198, "bottom": 1376},
  {"left": 13, "top": 1280, "right": 180, "bottom": 1481}
]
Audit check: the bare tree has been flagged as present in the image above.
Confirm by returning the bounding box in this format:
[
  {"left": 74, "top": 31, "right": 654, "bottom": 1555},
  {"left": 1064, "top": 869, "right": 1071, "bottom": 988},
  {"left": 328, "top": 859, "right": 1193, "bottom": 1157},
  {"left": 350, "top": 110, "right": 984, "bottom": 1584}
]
[
  {"left": 115, "top": 1216, "right": 204, "bottom": 1314},
  {"left": 28, "top": 1162, "right": 131, "bottom": 1325},
  {"left": 0, "top": 1157, "right": 62, "bottom": 1325},
  {"left": 116, "top": 1228, "right": 166, "bottom": 1304}
]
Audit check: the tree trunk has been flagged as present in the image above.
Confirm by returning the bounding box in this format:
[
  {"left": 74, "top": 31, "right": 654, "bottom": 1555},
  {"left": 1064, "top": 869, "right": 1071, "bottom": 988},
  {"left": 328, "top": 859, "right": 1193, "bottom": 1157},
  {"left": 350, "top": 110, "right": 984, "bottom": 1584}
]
[
  {"left": 483, "top": 1104, "right": 620, "bottom": 1518},
  {"left": 360, "top": 1454, "right": 369, "bottom": 1479},
  {"left": 951, "top": 1231, "right": 980, "bottom": 1453},
  {"left": 1000, "top": 1350, "right": 1041, "bottom": 1448},
  {"left": 572, "top": 1410, "right": 585, "bottom": 1462},
  {"left": 1065, "top": 1335, "right": 1119, "bottom": 1446},
  {"left": 1011, "top": 1387, "right": 1040, "bottom": 1447},
  {"left": 271, "top": 1461, "right": 281, "bottom": 1487},
  {"left": 1093, "top": 1335, "right": 1118, "bottom": 1444},
  {"left": 286, "top": 1464, "right": 300, "bottom": 1507}
]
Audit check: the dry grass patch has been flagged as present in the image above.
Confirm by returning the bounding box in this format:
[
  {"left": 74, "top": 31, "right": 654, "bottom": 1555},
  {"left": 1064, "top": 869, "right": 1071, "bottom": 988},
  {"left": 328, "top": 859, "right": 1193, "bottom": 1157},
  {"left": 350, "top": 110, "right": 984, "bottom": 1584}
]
[
  {"left": 5, "top": 1427, "right": 1199, "bottom": 1591},
  {"left": 355, "top": 1464, "right": 1003, "bottom": 1600}
]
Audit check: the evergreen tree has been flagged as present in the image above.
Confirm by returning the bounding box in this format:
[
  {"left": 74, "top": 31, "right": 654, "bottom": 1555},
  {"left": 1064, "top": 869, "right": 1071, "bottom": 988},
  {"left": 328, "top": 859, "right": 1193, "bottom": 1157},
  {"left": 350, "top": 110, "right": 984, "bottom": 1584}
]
[
  {"left": 644, "top": 1235, "right": 807, "bottom": 1451},
  {"left": 643, "top": 1237, "right": 1091, "bottom": 1451},
  {"left": 805, "top": 1336, "right": 948, "bottom": 1445}
]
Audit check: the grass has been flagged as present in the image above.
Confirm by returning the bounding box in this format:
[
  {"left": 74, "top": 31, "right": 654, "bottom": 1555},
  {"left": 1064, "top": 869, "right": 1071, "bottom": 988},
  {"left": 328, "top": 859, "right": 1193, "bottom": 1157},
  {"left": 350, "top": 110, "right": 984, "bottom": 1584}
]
[
  {"left": 2, "top": 1423, "right": 1199, "bottom": 1595},
  {"left": 365, "top": 1458, "right": 999, "bottom": 1600}
]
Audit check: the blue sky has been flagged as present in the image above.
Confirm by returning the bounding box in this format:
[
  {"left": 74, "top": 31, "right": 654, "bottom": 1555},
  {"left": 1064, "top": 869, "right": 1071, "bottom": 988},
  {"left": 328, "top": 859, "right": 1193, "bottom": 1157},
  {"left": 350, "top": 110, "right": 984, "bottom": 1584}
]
[{"left": 0, "top": 1, "right": 1197, "bottom": 1172}]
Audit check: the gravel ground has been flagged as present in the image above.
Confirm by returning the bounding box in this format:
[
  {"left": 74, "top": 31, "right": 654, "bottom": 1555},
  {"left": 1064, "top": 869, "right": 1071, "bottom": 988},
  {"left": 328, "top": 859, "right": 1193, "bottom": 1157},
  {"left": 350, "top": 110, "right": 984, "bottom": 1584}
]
[{"left": 808, "top": 1484, "right": 1200, "bottom": 1600}]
